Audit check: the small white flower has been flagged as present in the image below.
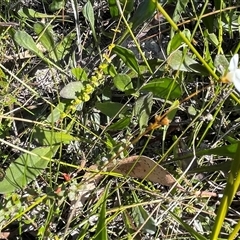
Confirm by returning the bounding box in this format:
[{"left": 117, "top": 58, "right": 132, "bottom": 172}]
[{"left": 223, "top": 54, "right": 240, "bottom": 92}]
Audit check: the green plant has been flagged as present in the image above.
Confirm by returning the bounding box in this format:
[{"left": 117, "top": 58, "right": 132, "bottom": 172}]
[{"left": 0, "top": 0, "right": 240, "bottom": 239}]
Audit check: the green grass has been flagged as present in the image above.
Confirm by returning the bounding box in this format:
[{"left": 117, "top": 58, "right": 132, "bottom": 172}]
[{"left": 0, "top": 0, "right": 240, "bottom": 239}]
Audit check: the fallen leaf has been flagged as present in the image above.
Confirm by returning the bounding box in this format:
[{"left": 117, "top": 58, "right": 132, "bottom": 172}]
[
  {"left": 68, "top": 156, "right": 183, "bottom": 219},
  {"left": 107, "top": 155, "right": 183, "bottom": 189}
]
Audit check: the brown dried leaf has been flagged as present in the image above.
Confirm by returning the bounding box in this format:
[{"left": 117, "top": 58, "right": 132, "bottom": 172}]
[
  {"left": 107, "top": 155, "right": 183, "bottom": 188},
  {"left": 69, "top": 156, "right": 183, "bottom": 219}
]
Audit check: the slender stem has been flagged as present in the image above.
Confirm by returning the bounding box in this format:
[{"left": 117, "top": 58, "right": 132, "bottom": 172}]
[
  {"left": 209, "top": 142, "right": 240, "bottom": 239},
  {"left": 155, "top": 1, "right": 218, "bottom": 79}
]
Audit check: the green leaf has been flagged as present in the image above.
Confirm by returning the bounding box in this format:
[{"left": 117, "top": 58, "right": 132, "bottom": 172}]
[
  {"left": 14, "top": 30, "right": 43, "bottom": 57},
  {"left": 108, "top": 0, "right": 119, "bottom": 17},
  {"left": 120, "top": 0, "right": 134, "bottom": 15},
  {"left": 188, "top": 105, "right": 197, "bottom": 116},
  {"left": 93, "top": 182, "right": 110, "bottom": 239},
  {"left": 141, "top": 78, "right": 182, "bottom": 100},
  {"left": 139, "top": 110, "right": 150, "bottom": 132},
  {"left": 168, "top": 50, "right": 207, "bottom": 73},
  {"left": 102, "top": 63, "right": 118, "bottom": 77},
  {"left": 167, "top": 29, "right": 191, "bottom": 54},
  {"left": 214, "top": 54, "right": 229, "bottom": 75},
  {"left": 71, "top": 67, "right": 88, "bottom": 81},
  {"left": 0, "top": 68, "right": 6, "bottom": 79},
  {"left": 128, "top": 62, "right": 161, "bottom": 79},
  {"left": 172, "top": 0, "right": 189, "bottom": 23},
  {"left": 166, "top": 100, "right": 179, "bottom": 122},
  {"left": 18, "top": 7, "right": 56, "bottom": 19},
  {"left": 132, "top": 191, "right": 156, "bottom": 234},
  {"left": 113, "top": 74, "right": 134, "bottom": 92},
  {"left": 134, "top": 93, "right": 153, "bottom": 131},
  {"left": 60, "top": 82, "right": 84, "bottom": 99},
  {"left": 49, "top": 0, "right": 65, "bottom": 12},
  {"left": 117, "top": 0, "right": 156, "bottom": 44},
  {"left": 14, "top": 31, "right": 68, "bottom": 73},
  {"left": 113, "top": 45, "right": 139, "bottom": 74},
  {"left": 55, "top": 32, "right": 76, "bottom": 60},
  {"left": 104, "top": 133, "right": 117, "bottom": 149},
  {"left": 108, "top": 0, "right": 134, "bottom": 18},
  {"left": 130, "top": 0, "right": 156, "bottom": 30},
  {"left": 33, "top": 127, "right": 75, "bottom": 145},
  {"left": 177, "top": 143, "right": 238, "bottom": 162},
  {"left": 134, "top": 93, "right": 152, "bottom": 116},
  {"left": 0, "top": 146, "right": 58, "bottom": 194},
  {"left": 187, "top": 161, "right": 231, "bottom": 175},
  {"left": 95, "top": 102, "right": 128, "bottom": 118},
  {"left": 210, "top": 142, "right": 240, "bottom": 239},
  {"left": 167, "top": 32, "right": 183, "bottom": 54},
  {"left": 82, "top": 1, "right": 97, "bottom": 43},
  {"left": 203, "top": 143, "right": 238, "bottom": 158},
  {"left": 47, "top": 102, "right": 66, "bottom": 123},
  {"left": 107, "top": 117, "right": 131, "bottom": 130},
  {"left": 33, "top": 22, "right": 57, "bottom": 59},
  {"left": 207, "top": 32, "right": 219, "bottom": 46}
]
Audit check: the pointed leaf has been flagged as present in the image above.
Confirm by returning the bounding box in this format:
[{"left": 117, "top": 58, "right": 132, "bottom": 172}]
[
  {"left": 33, "top": 127, "right": 75, "bottom": 145},
  {"left": 107, "top": 155, "right": 182, "bottom": 188},
  {"left": 83, "top": 1, "right": 97, "bottom": 42},
  {"left": 113, "top": 45, "right": 139, "bottom": 74},
  {"left": 95, "top": 102, "right": 128, "bottom": 118},
  {"left": 71, "top": 67, "right": 88, "bottom": 81},
  {"left": 33, "top": 22, "right": 56, "bottom": 59},
  {"left": 207, "top": 32, "right": 219, "bottom": 46},
  {"left": 107, "top": 117, "right": 131, "bottom": 130},
  {"left": 177, "top": 143, "right": 238, "bottom": 160},
  {"left": 134, "top": 93, "right": 153, "bottom": 131},
  {"left": 188, "top": 105, "right": 197, "bottom": 116},
  {"left": 130, "top": 0, "right": 156, "bottom": 30},
  {"left": 0, "top": 146, "right": 58, "bottom": 194},
  {"left": 132, "top": 191, "right": 156, "bottom": 234},
  {"left": 33, "top": 22, "right": 54, "bottom": 51},
  {"left": 18, "top": 7, "right": 56, "bottom": 18},
  {"left": 113, "top": 74, "right": 133, "bottom": 92},
  {"left": 93, "top": 182, "right": 110, "bottom": 240},
  {"left": 172, "top": 0, "right": 189, "bottom": 23},
  {"left": 55, "top": 32, "right": 76, "bottom": 60},
  {"left": 14, "top": 30, "right": 43, "bottom": 56},
  {"left": 141, "top": 78, "right": 182, "bottom": 99},
  {"left": 47, "top": 102, "right": 66, "bottom": 123},
  {"left": 167, "top": 29, "right": 190, "bottom": 54}
]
